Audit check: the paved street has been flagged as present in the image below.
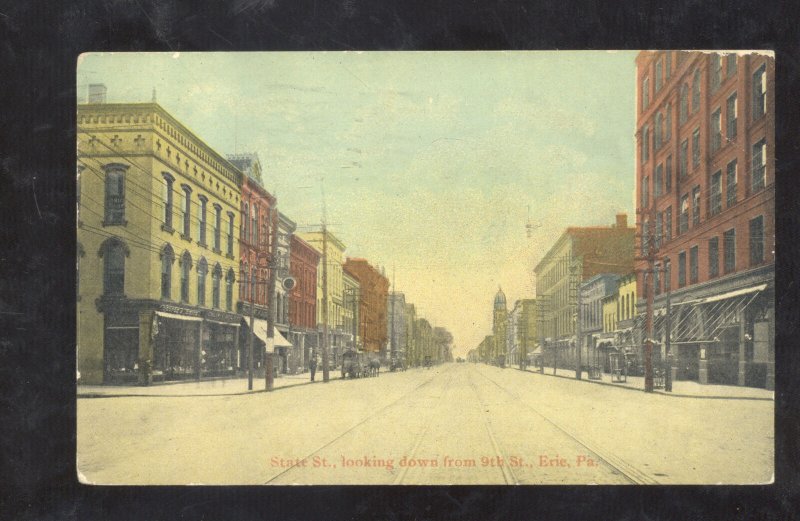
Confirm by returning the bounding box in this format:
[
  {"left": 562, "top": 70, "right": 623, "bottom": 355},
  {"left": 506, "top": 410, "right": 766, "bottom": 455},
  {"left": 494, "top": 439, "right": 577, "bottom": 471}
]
[{"left": 77, "top": 363, "right": 773, "bottom": 485}]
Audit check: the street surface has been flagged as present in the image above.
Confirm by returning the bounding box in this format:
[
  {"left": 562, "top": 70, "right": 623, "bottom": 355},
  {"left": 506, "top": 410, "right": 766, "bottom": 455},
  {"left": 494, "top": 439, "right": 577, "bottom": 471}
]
[{"left": 77, "top": 363, "right": 773, "bottom": 485}]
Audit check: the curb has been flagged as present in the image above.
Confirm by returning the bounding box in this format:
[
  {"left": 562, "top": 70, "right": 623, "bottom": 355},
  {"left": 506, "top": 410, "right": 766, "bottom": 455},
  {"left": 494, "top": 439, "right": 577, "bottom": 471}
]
[
  {"left": 514, "top": 367, "right": 774, "bottom": 402},
  {"left": 77, "top": 377, "right": 322, "bottom": 399}
]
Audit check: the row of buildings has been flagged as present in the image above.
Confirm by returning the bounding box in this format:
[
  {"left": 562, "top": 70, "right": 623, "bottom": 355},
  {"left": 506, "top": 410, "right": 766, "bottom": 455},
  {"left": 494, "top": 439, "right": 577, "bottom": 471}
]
[
  {"left": 471, "top": 51, "right": 775, "bottom": 390},
  {"left": 76, "top": 87, "right": 448, "bottom": 385}
]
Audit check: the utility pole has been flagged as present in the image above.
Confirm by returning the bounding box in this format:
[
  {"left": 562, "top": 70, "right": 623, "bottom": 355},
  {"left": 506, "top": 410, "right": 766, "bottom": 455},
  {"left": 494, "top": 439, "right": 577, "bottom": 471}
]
[
  {"left": 265, "top": 206, "right": 278, "bottom": 391},
  {"left": 641, "top": 207, "right": 657, "bottom": 393},
  {"left": 247, "top": 287, "right": 255, "bottom": 391},
  {"left": 573, "top": 256, "right": 583, "bottom": 380},
  {"left": 390, "top": 266, "right": 395, "bottom": 367},
  {"left": 321, "top": 220, "right": 330, "bottom": 382},
  {"left": 664, "top": 261, "right": 672, "bottom": 392}
]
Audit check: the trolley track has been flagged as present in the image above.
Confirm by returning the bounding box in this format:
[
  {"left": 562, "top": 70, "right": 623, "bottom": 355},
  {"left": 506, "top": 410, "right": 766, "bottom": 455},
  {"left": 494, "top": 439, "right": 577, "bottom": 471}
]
[{"left": 467, "top": 374, "right": 520, "bottom": 485}]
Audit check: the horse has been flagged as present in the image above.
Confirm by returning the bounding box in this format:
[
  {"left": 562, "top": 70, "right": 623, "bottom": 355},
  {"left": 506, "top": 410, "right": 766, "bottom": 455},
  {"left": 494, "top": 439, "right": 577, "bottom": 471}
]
[{"left": 368, "top": 358, "right": 381, "bottom": 377}]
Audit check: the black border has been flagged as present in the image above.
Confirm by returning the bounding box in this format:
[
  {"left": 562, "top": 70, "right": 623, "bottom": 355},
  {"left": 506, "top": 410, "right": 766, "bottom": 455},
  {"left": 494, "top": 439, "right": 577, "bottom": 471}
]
[{"left": 1, "top": 1, "right": 799, "bottom": 519}]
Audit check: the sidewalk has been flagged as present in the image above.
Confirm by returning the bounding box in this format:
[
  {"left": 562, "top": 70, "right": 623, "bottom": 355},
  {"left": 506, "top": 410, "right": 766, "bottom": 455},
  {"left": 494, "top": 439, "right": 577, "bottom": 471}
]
[
  {"left": 519, "top": 365, "right": 773, "bottom": 400},
  {"left": 77, "top": 371, "right": 320, "bottom": 398}
]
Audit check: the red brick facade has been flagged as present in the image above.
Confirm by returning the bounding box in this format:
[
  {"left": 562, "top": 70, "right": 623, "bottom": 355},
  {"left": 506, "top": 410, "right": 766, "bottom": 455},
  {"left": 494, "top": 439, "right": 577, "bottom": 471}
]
[
  {"left": 289, "top": 235, "right": 319, "bottom": 330},
  {"left": 343, "top": 259, "right": 389, "bottom": 353},
  {"left": 238, "top": 176, "right": 276, "bottom": 314}
]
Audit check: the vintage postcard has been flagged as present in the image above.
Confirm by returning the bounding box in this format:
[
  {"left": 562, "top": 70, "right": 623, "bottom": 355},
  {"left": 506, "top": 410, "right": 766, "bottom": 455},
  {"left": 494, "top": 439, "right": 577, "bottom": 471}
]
[{"left": 76, "top": 51, "right": 774, "bottom": 485}]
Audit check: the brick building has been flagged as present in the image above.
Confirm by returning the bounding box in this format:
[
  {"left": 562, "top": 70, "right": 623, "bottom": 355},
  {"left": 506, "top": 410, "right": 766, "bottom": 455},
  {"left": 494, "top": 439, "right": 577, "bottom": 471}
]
[
  {"left": 289, "top": 234, "right": 319, "bottom": 371},
  {"left": 635, "top": 51, "right": 774, "bottom": 388},
  {"left": 342, "top": 258, "right": 389, "bottom": 354}
]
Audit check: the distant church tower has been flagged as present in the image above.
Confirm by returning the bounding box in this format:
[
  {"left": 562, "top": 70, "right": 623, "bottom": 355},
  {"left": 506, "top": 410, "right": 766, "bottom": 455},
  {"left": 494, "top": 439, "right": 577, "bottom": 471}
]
[{"left": 492, "top": 287, "right": 508, "bottom": 364}]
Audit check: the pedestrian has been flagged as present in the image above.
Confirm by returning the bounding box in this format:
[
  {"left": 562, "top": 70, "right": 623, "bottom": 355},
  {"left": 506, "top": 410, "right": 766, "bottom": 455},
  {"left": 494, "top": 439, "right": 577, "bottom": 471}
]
[{"left": 309, "top": 355, "right": 317, "bottom": 382}]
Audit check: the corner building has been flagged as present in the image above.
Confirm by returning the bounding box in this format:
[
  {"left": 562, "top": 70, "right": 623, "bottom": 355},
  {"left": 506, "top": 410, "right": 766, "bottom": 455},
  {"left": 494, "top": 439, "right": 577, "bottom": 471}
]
[
  {"left": 77, "top": 102, "right": 241, "bottom": 384},
  {"left": 635, "top": 51, "right": 775, "bottom": 389}
]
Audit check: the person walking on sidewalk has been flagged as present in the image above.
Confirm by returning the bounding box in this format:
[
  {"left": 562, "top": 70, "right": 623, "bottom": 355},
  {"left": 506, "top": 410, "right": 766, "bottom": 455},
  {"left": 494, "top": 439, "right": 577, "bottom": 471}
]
[{"left": 309, "top": 355, "right": 317, "bottom": 382}]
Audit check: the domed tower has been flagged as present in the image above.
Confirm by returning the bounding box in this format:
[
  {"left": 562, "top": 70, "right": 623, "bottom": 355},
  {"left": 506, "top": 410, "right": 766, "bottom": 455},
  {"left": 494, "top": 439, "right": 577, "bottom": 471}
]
[{"left": 492, "top": 287, "right": 508, "bottom": 364}]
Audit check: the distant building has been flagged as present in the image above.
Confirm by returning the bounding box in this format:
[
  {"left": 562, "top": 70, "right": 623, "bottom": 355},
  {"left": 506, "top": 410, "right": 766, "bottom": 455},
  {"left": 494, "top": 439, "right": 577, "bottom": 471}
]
[
  {"left": 387, "top": 292, "right": 407, "bottom": 364},
  {"left": 343, "top": 258, "right": 389, "bottom": 355},
  {"left": 404, "top": 303, "right": 418, "bottom": 367},
  {"left": 492, "top": 287, "right": 508, "bottom": 365},
  {"left": 579, "top": 274, "right": 620, "bottom": 372}
]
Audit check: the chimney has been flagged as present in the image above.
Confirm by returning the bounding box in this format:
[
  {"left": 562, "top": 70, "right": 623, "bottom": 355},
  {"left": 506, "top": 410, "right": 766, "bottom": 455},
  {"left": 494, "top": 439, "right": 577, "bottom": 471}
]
[
  {"left": 615, "top": 213, "right": 627, "bottom": 228},
  {"left": 88, "top": 84, "right": 107, "bottom": 104}
]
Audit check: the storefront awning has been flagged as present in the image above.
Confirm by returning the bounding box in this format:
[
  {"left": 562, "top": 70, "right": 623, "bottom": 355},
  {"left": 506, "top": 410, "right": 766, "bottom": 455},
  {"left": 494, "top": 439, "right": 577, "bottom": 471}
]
[
  {"left": 243, "top": 318, "right": 294, "bottom": 352},
  {"left": 156, "top": 311, "right": 202, "bottom": 322}
]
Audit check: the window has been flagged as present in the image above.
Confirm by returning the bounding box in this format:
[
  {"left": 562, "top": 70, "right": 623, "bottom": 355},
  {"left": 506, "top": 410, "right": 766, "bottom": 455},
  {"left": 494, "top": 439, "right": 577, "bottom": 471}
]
[
  {"left": 243, "top": 202, "right": 249, "bottom": 241},
  {"left": 642, "top": 77, "right": 649, "bottom": 110},
  {"left": 198, "top": 195, "right": 208, "bottom": 246},
  {"left": 665, "top": 103, "right": 672, "bottom": 142},
  {"left": 749, "top": 215, "right": 765, "bottom": 266},
  {"left": 180, "top": 252, "right": 192, "bottom": 303},
  {"left": 160, "top": 244, "right": 174, "bottom": 299},
  {"left": 656, "top": 211, "right": 663, "bottom": 249},
  {"left": 679, "top": 140, "right": 688, "bottom": 178},
  {"left": 753, "top": 64, "right": 766, "bottom": 120},
  {"left": 225, "top": 269, "right": 235, "bottom": 311},
  {"left": 641, "top": 176, "right": 649, "bottom": 208},
  {"left": 665, "top": 155, "right": 672, "bottom": 192},
  {"left": 679, "top": 84, "right": 689, "bottom": 123},
  {"left": 724, "top": 228, "right": 736, "bottom": 273},
  {"left": 711, "top": 54, "right": 722, "bottom": 92},
  {"left": 655, "top": 112, "right": 662, "bottom": 150},
  {"left": 679, "top": 195, "right": 689, "bottom": 234},
  {"left": 678, "top": 251, "right": 686, "bottom": 287},
  {"left": 227, "top": 212, "right": 235, "bottom": 256},
  {"left": 212, "top": 264, "right": 221, "bottom": 309},
  {"left": 726, "top": 53, "right": 737, "bottom": 76},
  {"left": 692, "top": 69, "right": 701, "bottom": 113},
  {"left": 213, "top": 204, "right": 222, "bottom": 252},
  {"left": 197, "top": 257, "right": 207, "bottom": 306},
  {"left": 751, "top": 139, "right": 766, "bottom": 192},
  {"left": 104, "top": 164, "right": 127, "bottom": 225},
  {"left": 641, "top": 126, "right": 649, "bottom": 163},
  {"left": 708, "top": 237, "right": 719, "bottom": 278},
  {"left": 691, "top": 128, "right": 701, "bottom": 169},
  {"left": 664, "top": 258, "right": 671, "bottom": 292},
  {"left": 689, "top": 245, "right": 698, "bottom": 284},
  {"left": 162, "top": 173, "right": 174, "bottom": 230},
  {"left": 654, "top": 164, "right": 663, "bottom": 198},
  {"left": 726, "top": 92, "right": 738, "bottom": 139},
  {"left": 655, "top": 60, "right": 663, "bottom": 92},
  {"left": 692, "top": 186, "right": 701, "bottom": 226},
  {"left": 181, "top": 185, "right": 192, "bottom": 238},
  {"left": 252, "top": 205, "right": 258, "bottom": 245},
  {"left": 102, "top": 238, "right": 127, "bottom": 295},
  {"left": 710, "top": 108, "right": 722, "bottom": 153},
  {"left": 665, "top": 206, "right": 672, "bottom": 241},
  {"left": 710, "top": 170, "right": 722, "bottom": 217},
  {"left": 666, "top": 52, "right": 672, "bottom": 78},
  {"left": 726, "top": 159, "right": 738, "bottom": 207}
]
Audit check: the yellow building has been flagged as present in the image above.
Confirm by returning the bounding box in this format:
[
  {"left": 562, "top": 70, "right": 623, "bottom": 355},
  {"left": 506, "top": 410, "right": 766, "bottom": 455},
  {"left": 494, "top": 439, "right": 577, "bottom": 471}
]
[{"left": 77, "top": 100, "right": 242, "bottom": 384}]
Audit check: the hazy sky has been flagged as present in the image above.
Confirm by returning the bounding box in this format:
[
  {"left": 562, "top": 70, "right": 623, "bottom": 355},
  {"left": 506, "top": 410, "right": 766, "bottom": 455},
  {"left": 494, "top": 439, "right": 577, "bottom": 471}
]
[{"left": 78, "top": 51, "right": 637, "bottom": 357}]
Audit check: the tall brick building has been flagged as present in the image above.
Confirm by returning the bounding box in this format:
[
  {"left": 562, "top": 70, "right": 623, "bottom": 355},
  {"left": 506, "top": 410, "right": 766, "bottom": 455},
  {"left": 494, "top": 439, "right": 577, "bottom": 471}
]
[
  {"left": 289, "top": 234, "right": 319, "bottom": 369},
  {"left": 342, "top": 258, "right": 389, "bottom": 354},
  {"left": 635, "top": 51, "right": 774, "bottom": 388}
]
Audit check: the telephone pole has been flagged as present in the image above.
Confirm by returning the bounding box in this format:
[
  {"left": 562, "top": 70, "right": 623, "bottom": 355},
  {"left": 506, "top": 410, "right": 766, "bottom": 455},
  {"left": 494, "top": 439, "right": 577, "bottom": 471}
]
[
  {"left": 638, "top": 206, "right": 657, "bottom": 393},
  {"left": 265, "top": 206, "right": 278, "bottom": 391}
]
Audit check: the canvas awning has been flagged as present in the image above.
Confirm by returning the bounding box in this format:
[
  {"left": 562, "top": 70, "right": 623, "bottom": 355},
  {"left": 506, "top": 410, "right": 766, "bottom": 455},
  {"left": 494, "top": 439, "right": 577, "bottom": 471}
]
[
  {"left": 244, "top": 318, "right": 293, "bottom": 352},
  {"left": 155, "top": 311, "right": 202, "bottom": 322}
]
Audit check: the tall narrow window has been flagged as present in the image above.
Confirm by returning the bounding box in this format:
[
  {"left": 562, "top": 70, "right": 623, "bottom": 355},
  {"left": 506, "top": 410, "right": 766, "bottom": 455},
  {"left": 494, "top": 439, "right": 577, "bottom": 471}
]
[
  {"left": 213, "top": 204, "right": 222, "bottom": 252},
  {"left": 180, "top": 252, "right": 192, "bottom": 303},
  {"left": 252, "top": 205, "right": 259, "bottom": 245},
  {"left": 679, "top": 84, "right": 689, "bottom": 123},
  {"left": 212, "top": 264, "right": 221, "bottom": 309},
  {"left": 753, "top": 64, "right": 766, "bottom": 120},
  {"left": 665, "top": 155, "right": 672, "bottom": 192},
  {"left": 692, "top": 186, "right": 701, "bottom": 227},
  {"left": 679, "top": 195, "right": 689, "bottom": 234},
  {"left": 723, "top": 228, "right": 736, "bottom": 273},
  {"left": 665, "top": 103, "right": 672, "bottom": 142},
  {"left": 655, "top": 113, "right": 663, "bottom": 149},
  {"left": 104, "top": 164, "right": 127, "bottom": 225},
  {"left": 751, "top": 139, "right": 767, "bottom": 192},
  {"left": 197, "top": 257, "right": 207, "bottom": 306},
  {"left": 656, "top": 211, "right": 663, "bottom": 249},
  {"left": 711, "top": 54, "right": 722, "bottom": 92},
  {"left": 708, "top": 237, "right": 719, "bottom": 278},
  {"left": 692, "top": 128, "right": 701, "bottom": 169},
  {"left": 641, "top": 176, "right": 649, "bottom": 208},
  {"left": 689, "top": 245, "right": 698, "bottom": 284},
  {"left": 749, "top": 215, "right": 765, "bottom": 266},
  {"left": 654, "top": 164, "right": 663, "bottom": 198},
  {"left": 102, "top": 238, "right": 127, "bottom": 295},
  {"left": 162, "top": 173, "right": 174, "bottom": 230},
  {"left": 665, "top": 206, "right": 672, "bottom": 241},
  {"left": 242, "top": 202, "right": 249, "bottom": 241},
  {"left": 710, "top": 108, "right": 722, "bottom": 153},
  {"left": 726, "top": 92, "right": 738, "bottom": 139},
  {"left": 666, "top": 52, "right": 672, "bottom": 78},
  {"left": 181, "top": 185, "right": 192, "bottom": 239},
  {"left": 679, "top": 140, "right": 688, "bottom": 178},
  {"left": 710, "top": 170, "right": 722, "bottom": 216},
  {"left": 678, "top": 251, "right": 686, "bottom": 287},
  {"left": 198, "top": 195, "right": 208, "bottom": 246},
  {"left": 227, "top": 212, "right": 235, "bottom": 256},
  {"left": 726, "top": 159, "right": 738, "bottom": 207},
  {"left": 641, "top": 126, "right": 649, "bottom": 163},
  {"left": 642, "top": 77, "right": 649, "bottom": 110},
  {"left": 726, "top": 53, "right": 737, "bottom": 76},
  {"left": 226, "top": 269, "right": 235, "bottom": 311},
  {"left": 655, "top": 60, "right": 663, "bottom": 92},
  {"left": 160, "top": 244, "right": 174, "bottom": 299},
  {"left": 692, "top": 69, "right": 701, "bottom": 113}
]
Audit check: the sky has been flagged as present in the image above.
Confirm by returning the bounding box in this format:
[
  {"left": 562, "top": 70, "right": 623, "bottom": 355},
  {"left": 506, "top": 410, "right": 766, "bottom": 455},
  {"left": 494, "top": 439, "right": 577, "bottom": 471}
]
[{"left": 77, "top": 51, "right": 638, "bottom": 357}]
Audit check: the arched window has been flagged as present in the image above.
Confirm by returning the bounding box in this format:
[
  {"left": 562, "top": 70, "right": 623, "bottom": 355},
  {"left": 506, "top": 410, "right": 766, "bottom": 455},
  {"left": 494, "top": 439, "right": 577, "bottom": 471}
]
[
  {"left": 252, "top": 205, "right": 258, "bottom": 245},
  {"left": 197, "top": 257, "right": 208, "bottom": 306},
  {"left": 162, "top": 173, "right": 174, "bottom": 229},
  {"left": 692, "top": 69, "right": 701, "bottom": 113},
  {"left": 160, "top": 244, "right": 175, "bottom": 300},
  {"left": 180, "top": 251, "right": 192, "bottom": 303},
  {"left": 100, "top": 237, "right": 128, "bottom": 295},
  {"left": 212, "top": 263, "right": 222, "bottom": 309},
  {"left": 104, "top": 164, "right": 128, "bottom": 225},
  {"left": 225, "top": 269, "right": 235, "bottom": 311},
  {"left": 679, "top": 84, "right": 689, "bottom": 123},
  {"left": 243, "top": 202, "right": 249, "bottom": 240}
]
